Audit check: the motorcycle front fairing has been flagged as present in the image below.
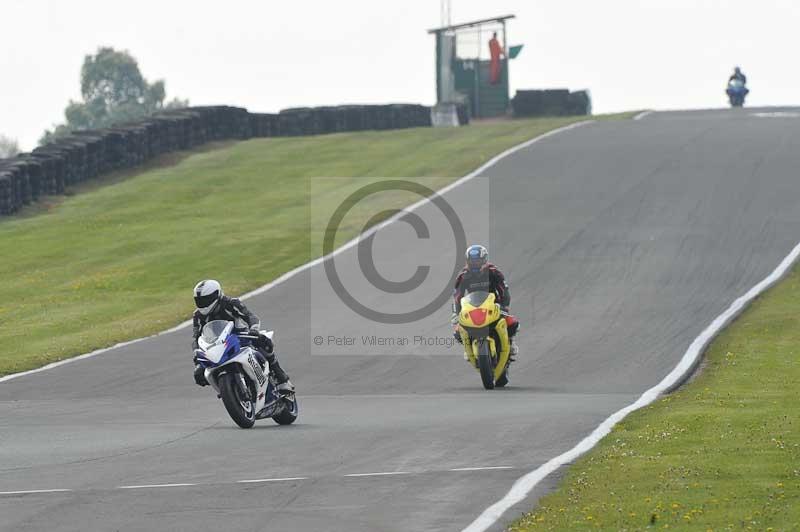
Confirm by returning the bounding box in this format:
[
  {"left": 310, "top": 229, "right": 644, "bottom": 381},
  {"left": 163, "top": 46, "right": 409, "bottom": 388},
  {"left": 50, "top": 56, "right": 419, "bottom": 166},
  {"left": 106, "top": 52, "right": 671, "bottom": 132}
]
[
  {"left": 456, "top": 291, "right": 511, "bottom": 381},
  {"left": 196, "top": 320, "right": 276, "bottom": 416},
  {"left": 726, "top": 79, "right": 749, "bottom": 106},
  {"left": 727, "top": 79, "right": 747, "bottom": 92}
]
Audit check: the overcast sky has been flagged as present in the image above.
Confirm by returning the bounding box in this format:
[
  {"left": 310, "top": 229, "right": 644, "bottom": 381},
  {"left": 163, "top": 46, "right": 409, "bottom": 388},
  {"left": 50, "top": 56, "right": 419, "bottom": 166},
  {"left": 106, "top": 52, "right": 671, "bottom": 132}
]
[{"left": 2, "top": 0, "right": 799, "bottom": 150}]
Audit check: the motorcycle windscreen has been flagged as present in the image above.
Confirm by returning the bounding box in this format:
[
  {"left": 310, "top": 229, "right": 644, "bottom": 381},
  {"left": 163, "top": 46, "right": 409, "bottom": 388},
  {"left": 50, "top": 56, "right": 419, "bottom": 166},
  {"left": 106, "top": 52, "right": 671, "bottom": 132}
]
[
  {"left": 463, "top": 291, "right": 493, "bottom": 308},
  {"left": 198, "top": 320, "right": 233, "bottom": 350}
]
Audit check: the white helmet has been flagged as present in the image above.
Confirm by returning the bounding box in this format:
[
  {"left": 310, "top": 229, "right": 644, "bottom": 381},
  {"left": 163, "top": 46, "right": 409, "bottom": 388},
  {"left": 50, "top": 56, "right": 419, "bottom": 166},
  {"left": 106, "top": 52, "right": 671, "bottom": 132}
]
[{"left": 194, "top": 279, "right": 222, "bottom": 316}]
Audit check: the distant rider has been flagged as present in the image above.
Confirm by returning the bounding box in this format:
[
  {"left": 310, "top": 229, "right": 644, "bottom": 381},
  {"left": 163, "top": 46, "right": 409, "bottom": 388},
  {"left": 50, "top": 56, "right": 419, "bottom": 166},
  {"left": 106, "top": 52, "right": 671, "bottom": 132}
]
[
  {"left": 453, "top": 245, "right": 519, "bottom": 359},
  {"left": 729, "top": 66, "right": 747, "bottom": 85},
  {"left": 191, "top": 279, "right": 294, "bottom": 393}
]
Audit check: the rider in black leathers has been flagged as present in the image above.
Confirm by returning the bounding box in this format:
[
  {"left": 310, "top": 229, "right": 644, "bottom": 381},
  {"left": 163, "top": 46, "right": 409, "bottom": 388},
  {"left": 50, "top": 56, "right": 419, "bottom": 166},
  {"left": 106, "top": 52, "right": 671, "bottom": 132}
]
[
  {"left": 729, "top": 66, "right": 747, "bottom": 85},
  {"left": 191, "top": 280, "right": 293, "bottom": 392}
]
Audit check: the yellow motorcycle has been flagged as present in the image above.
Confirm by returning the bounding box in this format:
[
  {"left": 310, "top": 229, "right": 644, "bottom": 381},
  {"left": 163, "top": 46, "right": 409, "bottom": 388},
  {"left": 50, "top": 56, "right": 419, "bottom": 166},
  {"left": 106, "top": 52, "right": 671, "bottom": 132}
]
[{"left": 454, "top": 291, "right": 511, "bottom": 389}]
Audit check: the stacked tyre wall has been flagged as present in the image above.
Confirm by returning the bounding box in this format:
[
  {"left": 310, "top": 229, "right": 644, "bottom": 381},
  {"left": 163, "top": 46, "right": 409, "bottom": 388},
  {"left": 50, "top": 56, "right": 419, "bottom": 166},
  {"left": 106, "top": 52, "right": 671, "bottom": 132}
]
[
  {"left": 511, "top": 90, "right": 591, "bottom": 118},
  {"left": 0, "top": 103, "right": 431, "bottom": 216}
]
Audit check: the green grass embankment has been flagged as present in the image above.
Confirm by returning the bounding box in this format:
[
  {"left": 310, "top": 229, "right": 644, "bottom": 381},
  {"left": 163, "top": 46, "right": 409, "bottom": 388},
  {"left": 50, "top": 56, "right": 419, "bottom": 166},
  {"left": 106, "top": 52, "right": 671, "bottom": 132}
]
[
  {"left": 1, "top": 115, "right": 633, "bottom": 376},
  {"left": 510, "top": 268, "right": 800, "bottom": 530}
]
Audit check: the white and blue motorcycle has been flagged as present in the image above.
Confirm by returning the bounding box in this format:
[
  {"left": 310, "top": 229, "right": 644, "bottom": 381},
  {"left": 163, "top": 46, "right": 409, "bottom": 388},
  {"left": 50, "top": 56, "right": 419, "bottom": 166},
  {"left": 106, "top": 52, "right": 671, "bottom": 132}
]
[
  {"left": 727, "top": 78, "right": 748, "bottom": 107},
  {"left": 195, "top": 320, "right": 298, "bottom": 428}
]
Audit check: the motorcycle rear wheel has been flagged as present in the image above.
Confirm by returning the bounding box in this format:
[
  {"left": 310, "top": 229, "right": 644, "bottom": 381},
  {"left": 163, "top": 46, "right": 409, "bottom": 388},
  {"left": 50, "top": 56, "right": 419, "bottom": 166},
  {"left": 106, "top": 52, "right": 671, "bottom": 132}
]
[
  {"left": 219, "top": 372, "right": 256, "bottom": 429},
  {"left": 272, "top": 395, "right": 299, "bottom": 425},
  {"left": 477, "top": 341, "right": 495, "bottom": 390}
]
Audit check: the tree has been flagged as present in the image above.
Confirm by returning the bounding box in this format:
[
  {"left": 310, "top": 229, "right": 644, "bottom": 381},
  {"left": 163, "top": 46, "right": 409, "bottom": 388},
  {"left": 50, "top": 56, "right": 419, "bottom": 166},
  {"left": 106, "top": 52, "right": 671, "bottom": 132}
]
[
  {"left": 0, "top": 134, "right": 19, "bottom": 159},
  {"left": 40, "top": 47, "right": 188, "bottom": 145}
]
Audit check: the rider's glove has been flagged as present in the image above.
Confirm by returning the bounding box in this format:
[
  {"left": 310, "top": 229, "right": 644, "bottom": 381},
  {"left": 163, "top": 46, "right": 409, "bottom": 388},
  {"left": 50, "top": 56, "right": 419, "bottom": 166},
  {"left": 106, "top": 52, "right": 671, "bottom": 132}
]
[
  {"left": 193, "top": 364, "right": 208, "bottom": 386},
  {"left": 254, "top": 332, "right": 274, "bottom": 353}
]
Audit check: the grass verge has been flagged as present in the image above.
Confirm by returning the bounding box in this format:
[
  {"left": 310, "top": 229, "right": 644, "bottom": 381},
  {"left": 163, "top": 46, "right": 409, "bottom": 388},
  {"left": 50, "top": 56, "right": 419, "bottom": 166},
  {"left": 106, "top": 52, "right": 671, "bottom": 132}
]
[
  {"left": 0, "top": 115, "right": 628, "bottom": 377},
  {"left": 509, "top": 267, "right": 800, "bottom": 530}
]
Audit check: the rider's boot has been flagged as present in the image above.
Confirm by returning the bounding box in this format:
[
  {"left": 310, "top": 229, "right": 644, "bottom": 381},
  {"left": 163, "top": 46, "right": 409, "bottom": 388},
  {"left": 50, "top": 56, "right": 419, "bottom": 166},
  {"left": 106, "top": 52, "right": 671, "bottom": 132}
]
[
  {"left": 493, "top": 341, "right": 516, "bottom": 388},
  {"left": 454, "top": 329, "right": 470, "bottom": 361},
  {"left": 193, "top": 363, "right": 208, "bottom": 386},
  {"left": 509, "top": 342, "right": 518, "bottom": 361},
  {"left": 505, "top": 314, "right": 520, "bottom": 363},
  {"left": 268, "top": 355, "right": 294, "bottom": 394}
]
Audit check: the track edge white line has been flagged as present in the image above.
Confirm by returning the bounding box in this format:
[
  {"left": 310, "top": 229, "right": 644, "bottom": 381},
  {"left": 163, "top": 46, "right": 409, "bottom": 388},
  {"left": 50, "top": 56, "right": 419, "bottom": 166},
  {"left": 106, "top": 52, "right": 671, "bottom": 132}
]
[
  {"left": 462, "top": 239, "right": 800, "bottom": 532},
  {"left": 633, "top": 110, "right": 655, "bottom": 120}
]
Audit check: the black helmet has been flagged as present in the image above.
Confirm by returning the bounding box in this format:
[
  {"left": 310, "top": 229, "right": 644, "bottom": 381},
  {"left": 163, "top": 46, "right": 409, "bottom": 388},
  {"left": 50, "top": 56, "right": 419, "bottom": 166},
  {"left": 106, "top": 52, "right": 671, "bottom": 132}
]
[{"left": 465, "top": 244, "right": 488, "bottom": 273}]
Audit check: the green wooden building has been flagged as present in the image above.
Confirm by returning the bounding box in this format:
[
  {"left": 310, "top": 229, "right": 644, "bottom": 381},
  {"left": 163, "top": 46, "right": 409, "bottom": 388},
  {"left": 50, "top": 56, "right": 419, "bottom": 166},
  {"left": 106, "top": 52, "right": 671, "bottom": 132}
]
[{"left": 428, "top": 15, "right": 515, "bottom": 119}]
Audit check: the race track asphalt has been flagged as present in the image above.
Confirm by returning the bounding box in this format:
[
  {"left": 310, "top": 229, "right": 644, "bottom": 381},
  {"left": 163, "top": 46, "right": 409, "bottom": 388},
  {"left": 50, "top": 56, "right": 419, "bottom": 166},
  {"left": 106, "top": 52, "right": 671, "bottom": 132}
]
[{"left": 3, "top": 108, "right": 800, "bottom": 532}]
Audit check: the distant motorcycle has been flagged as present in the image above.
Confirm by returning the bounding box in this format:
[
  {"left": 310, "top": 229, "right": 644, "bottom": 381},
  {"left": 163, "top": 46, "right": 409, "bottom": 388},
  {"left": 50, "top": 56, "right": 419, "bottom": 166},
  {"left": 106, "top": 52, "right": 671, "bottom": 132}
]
[
  {"left": 727, "top": 79, "right": 748, "bottom": 107},
  {"left": 195, "top": 320, "right": 298, "bottom": 428},
  {"left": 453, "top": 291, "right": 512, "bottom": 390}
]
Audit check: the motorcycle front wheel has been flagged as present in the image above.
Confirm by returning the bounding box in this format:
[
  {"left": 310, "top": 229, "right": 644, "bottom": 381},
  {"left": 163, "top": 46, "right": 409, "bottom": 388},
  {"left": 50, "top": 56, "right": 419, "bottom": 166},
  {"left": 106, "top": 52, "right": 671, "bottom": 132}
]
[
  {"left": 477, "top": 341, "right": 495, "bottom": 390},
  {"left": 219, "top": 372, "right": 256, "bottom": 428}
]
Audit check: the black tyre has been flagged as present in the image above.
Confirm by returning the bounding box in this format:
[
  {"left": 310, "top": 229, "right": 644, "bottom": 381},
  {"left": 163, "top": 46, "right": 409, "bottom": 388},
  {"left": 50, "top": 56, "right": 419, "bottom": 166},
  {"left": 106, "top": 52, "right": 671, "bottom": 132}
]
[
  {"left": 272, "top": 395, "right": 299, "bottom": 425},
  {"left": 219, "top": 372, "right": 256, "bottom": 429},
  {"left": 477, "top": 341, "right": 495, "bottom": 390}
]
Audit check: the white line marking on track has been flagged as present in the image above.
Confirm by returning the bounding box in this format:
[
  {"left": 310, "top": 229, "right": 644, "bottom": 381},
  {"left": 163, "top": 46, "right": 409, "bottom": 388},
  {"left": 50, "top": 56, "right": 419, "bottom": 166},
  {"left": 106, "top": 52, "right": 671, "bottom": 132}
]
[
  {"left": 462, "top": 240, "right": 800, "bottom": 532},
  {"left": 0, "top": 120, "right": 593, "bottom": 385},
  {"left": 237, "top": 477, "right": 307, "bottom": 483},
  {"left": 752, "top": 111, "right": 800, "bottom": 118},
  {"left": 0, "top": 489, "right": 72, "bottom": 495},
  {"left": 0, "top": 466, "right": 529, "bottom": 497},
  {"left": 450, "top": 466, "right": 513, "bottom": 472},
  {"left": 118, "top": 483, "right": 196, "bottom": 490},
  {"left": 344, "top": 471, "right": 411, "bottom": 478},
  {"left": 633, "top": 110, "right": 654, "bottom": 120}
]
